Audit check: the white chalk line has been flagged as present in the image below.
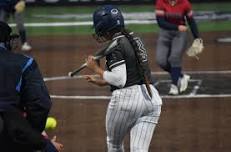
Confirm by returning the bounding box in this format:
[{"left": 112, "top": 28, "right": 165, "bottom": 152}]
[
  {"left": 9, "top": 20, "right": 156, "bottom": 27},
  {"left": 44, "top": 70, "right": 231, "bottom": 81},
  {"left": 189, "top": 80, "right": 203, "bottom": 96},
  {"left": 50, "top": 94, "right": 231, "bottom": 100},
  {"left": 45, "top": 70, "right": 231, "bottom": 100}
]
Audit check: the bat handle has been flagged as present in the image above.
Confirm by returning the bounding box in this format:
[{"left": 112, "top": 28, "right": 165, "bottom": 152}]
[
  {"left": 68, "top": 55, "right": 103, "bottom": 77},
  {"left": 68, "top": 63, "right": 87, "bottom": 77}
]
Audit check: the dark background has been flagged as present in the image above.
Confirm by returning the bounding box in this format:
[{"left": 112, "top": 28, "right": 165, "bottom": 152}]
[{"left": 26, "top": 0, "right": 231, "bottom": 6}]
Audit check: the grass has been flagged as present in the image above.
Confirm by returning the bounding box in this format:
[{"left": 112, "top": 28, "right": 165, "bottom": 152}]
[
  {"left": 21, "top": 2, "right": 231, "bottom": 23},
  {"left": 13, "top": 20, "right": 230, "bottom": 36},
  {"left": 25, "top": 2, "right": 231, "bottom": 14},
  {"left": 8, "top": 2, "right": 231, "bottom": 36}
]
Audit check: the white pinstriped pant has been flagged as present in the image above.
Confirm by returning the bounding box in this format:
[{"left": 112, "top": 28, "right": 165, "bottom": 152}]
[{"left": 106, "top": 84, "right": 162, "bottom": 152}]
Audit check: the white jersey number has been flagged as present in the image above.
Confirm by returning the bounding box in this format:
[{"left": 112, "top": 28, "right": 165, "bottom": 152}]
[{"left": 134, "top": 37, "right": 148, "bottom": 63}]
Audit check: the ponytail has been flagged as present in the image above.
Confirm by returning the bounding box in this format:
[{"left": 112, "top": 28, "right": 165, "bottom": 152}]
[{"left": 121, "top": 29, "right": 153, "bottom": 97}]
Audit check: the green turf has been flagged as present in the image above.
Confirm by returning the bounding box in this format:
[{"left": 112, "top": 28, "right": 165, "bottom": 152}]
[
  {"left": 22, "top": 2, "right": 231, "bottom": 23},
  {"left": 26, "top": 2, "right": 231, "bottom": 14},
  {"left": 191, "top": 2, "right": 231, "bottom": 11},
  {"left": 8, "top": 2, "right": 231, "bottom": 36},
  {"left": 16, "top": 20, "right": 230, "bottom": 36},
  {"left": 21, "top": 26, "right": 94, "bottom": 36}
]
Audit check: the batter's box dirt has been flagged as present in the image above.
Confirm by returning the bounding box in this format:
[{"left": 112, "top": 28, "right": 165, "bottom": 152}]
[
  {"left": 154, "top": 79, "right": 201, "bottom": 96},
  {"left": 153, "top": 73, "right": 231, "bottom": 96},
  {"left": 190, "top": 74, "right": 231, "bottom": 94}
]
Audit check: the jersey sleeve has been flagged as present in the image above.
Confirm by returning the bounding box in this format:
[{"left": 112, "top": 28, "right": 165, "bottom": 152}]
[
  {"left": 106, "top": 48, "right": 125, "bottom": 71},
  {"left": 185, "top": 0, "right": 193, "bottom": 18},
  {"left": 155, "top": 0, "right": 165, "bottom": 10},
  {"left": 155, "top": 0, "right": 166, "bottom": 19},
  {"left": 184, "top": 0, "right": 199, "bottom": 38}
]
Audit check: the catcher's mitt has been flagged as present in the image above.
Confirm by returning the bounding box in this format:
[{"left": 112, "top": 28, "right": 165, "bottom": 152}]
[
  {"left": 15, "top": 0, "right": 25, "bottom": 13},
  {"left": 187, "top": 38, "right": 204, "bottom": 58}
]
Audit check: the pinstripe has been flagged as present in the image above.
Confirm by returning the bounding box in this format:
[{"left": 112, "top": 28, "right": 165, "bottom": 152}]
[
  {"left": 119, "top": 87, "right": 138, "bottom": 143},
  {"left": 138, "top": 121, "right": 147, "bottom": 150},
  {"left": 113, "top": 89, "right": 128, "bottom": 144},
  {"left": 110, "top": 91, "right": 121, "bottom": 141},
  {"left": 117, "top": 88, "right": 133, "bottom": 140},
  {"left": 111, "top": 86, "right": 138, "bottom": 151},
  {"left": 106, "top": 85, "right": 162, "bottom": 152},
  {"left": 131, "top": 87, "right": 143, "bottom": 148},
  {"left": 135, "top": 119, "right": 145, "bottom": 149},
  {"left": 106, "top": 92, "right": 117, "bottom": 145},
  {"left": 141, "top": 119, "right": 153, "bottom": 149},
  {"left": 130, "top": 86, "right": 162, "bottom": 152},
  {"left": 109, "top": 90, "right": 121, "bottom": 138},
  {"left": 134, "top": 123, "right": 144, "bottom": 149},
  {"left": 140, "top": 118, "right": 149, "bottom": 147}
]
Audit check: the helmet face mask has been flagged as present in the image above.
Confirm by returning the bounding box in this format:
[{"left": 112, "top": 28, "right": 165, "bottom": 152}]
[{"left": 93, "top": 5, "right": 124, "bottom": 42}]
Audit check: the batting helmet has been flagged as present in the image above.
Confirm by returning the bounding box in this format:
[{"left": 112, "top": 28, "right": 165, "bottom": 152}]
[
  {"left": 93, "top": 5, "right": 124, "bottom": 37},
  {"left": 0, "top": 21, "right": 12, "bottom": 43}
]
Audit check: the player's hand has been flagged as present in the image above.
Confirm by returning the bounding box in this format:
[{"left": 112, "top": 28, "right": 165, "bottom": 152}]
[
  {"left": 84, "top": 75, "right": 107, "bottom": 86},
  {"left": 178, "top": 25, "right": 187, "bottom": 32},
  {"left": 15, "top": 0, "right": 25, "bottom": 13},
  {"left": 84, "top": 75, "right": 97, "bottom": 83},
  {"left": 86, "top": 56, "right": 98, "bottom": 71},
  {"left": 51, "top": 136, "right": 64, "bottom": 152},
  {"left": 86, "top": 56, "right": 104, "bottom": 77}
]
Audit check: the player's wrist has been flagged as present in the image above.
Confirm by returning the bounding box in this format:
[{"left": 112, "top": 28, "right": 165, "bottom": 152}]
[{"left": 94, "top": 67, "right": 104, "bottom": 78}]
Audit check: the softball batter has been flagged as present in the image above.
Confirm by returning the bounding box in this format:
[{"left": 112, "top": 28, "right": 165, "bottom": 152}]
[
  {"left": 85, "top": 5, "right": 162, "bottom": 152},
  {"left": 155, "top": 0, "right": 201, "bottom": 95}
]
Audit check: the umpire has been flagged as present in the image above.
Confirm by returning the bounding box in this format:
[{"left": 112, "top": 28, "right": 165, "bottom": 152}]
[{"left": 0, "top": 21, "right": 63, "bottom": 151}]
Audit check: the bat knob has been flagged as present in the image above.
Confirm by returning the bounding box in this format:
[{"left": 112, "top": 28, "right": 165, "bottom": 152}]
[{"left": 68, "top": 72, "right": 73, "bottom": 77}]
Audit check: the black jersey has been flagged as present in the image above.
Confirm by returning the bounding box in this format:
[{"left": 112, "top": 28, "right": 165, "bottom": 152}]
[{"left": 105, "top": 33, "right": 152, "bottom": 91}]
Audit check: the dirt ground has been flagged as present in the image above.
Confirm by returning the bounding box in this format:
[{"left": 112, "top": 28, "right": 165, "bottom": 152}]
[{"left": 25, "top": 31, "right": 231, "bottom": 152}]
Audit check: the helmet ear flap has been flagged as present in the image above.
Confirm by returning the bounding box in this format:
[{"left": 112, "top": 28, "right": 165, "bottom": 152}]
[{"left": 94, "top": 21, "right": 104, "bottom": 37}]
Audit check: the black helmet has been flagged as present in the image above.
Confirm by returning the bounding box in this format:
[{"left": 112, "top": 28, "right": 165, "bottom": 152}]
[{"left": 93, "top": 5, "right": 124, "bottom": 38}]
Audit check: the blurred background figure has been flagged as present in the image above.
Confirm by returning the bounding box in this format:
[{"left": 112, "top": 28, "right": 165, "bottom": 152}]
[
  {"left": 155, "top": 0, "right": 201, "bottom": 95},
  {"left": 0, "top": 0, "right": 32, "bottom": 52}
]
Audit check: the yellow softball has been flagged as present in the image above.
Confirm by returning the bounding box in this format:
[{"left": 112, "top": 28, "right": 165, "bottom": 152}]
[{"left": 45, "top": 117, "right": 57, "bottom": 130}]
